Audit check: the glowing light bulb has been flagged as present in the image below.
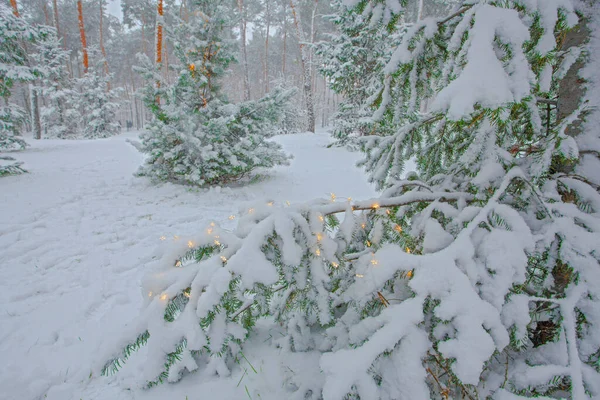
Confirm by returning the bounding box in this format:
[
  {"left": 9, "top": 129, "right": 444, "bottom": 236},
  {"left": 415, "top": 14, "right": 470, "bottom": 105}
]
[
  {"left": 229, "top": 215, "right": 236, "bottom": 220},
  {"left": 267, "top": 201, "right": 274, "bottom": 206},
  {"left": 372, "top": 203, "right": 380, "bottom": 209},
  {"left": 386, "top": 209, "right": 391, "bottom": 215},
  {"left": 148, "top": 291, "right": 153, "bottom": 297},
  {"left": 315, "top": 248, "right": 321, "bottom": 256},
  {"left": 160, "top": 294, "right": 168, "bottom": 301},
  {"left": 330, "top": 193, "right": 336, "bottom": 202},
  {"left": 318, "top": 215, "right": 324, "bottom": 222},
  {"left": 248, "top": 208, "right": 255, "bottom": 214},
  {"left": 159, "top": 236, "right": 166, "bottom": 241},
  {"left": 175, "top": 260, "right": 182, "bottom": 267},
  {"left": 331, "top": 262, "right": 339, "bottom": 268},
  {"left": 214, "top": 239, "right": 221, "bottom": 246},
  {"left": 285, "top": 201, "right": 291, "bottom": 206},
  {"left": 187, "top": 240, "right": 194, "bottom": 248},
  {"left": 370, "top": 258, "right": 379, "bottom": 266},
  {"left": 361, "top": 223, "right": 366, "bottom": 229},
  {"left": 394, "top": 224, "right": 402, "bottom": 233},
  {"left": 184, "top": 291, "right": 191, "bottom": 298},
  {"left": 406, "top": 270, "right": 413, "bottom": 278},
  {"left": 316, "top": 233, "right": 323, "bottom": 241},
  {"left": 406, "top": 247, "right": 411, "bottom": 254},
  {"left": 347, "top": 197, "right": 352, "bottom": 202},
  {"left": 210, "top": 222, "right": 215, "bottom": 227},
  {"left": 366, "top": 240, "right": 371, "bottom": 247},
  {"left": 355, "top": 274, "right": 364, "bottom": 278},
  {"left": 207, "top": 228, "right": 213, "bottom": 235},
  {"left": 220, "top": 255, "right": 227, "bottom": 262}
]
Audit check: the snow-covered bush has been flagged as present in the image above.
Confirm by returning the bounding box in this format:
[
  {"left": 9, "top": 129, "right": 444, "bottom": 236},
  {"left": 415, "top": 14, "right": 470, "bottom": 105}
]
[
  {"left": 134, "top": 2, "right": 291, "bottom": 187},
  {"left": 103, "top": 1, "right": 600, "bottom": 398}
]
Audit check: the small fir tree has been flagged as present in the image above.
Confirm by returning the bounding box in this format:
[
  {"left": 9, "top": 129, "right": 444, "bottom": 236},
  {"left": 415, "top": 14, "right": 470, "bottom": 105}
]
[{"left": 134, "top": 1, "right": 292, "bottom": 187}]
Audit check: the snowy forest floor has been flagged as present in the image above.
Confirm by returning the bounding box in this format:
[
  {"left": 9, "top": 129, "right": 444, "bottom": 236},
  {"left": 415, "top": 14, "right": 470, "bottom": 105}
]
[{"left": 0, "top": 129, "right": 376, "bottom": 400}]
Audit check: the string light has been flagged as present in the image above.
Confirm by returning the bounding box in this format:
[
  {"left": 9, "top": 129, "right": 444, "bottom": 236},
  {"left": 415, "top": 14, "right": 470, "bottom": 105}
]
[
  {"left": 372, "top": 203, "right": 380, "bottom": 209},
  {"left": 248, "top": 208, "right": 255, "bottom": 214},
  {"left": 159, "top": 236, "right": 166, "bottom": 241},
  {"left": 148, "top": 291, "right": 153, "bottom": 297},
  {"left": 361, "top": 223, "right": 366, "bottom": 229},
  {"left": 394, "top": 224, "right": 402, "bottom": 233},
  {"left": 318, "top": 215, "right": 324, "bottom": 222},
  {"left": 356, "top": 274, "right": 364, "bottom": 278},
  {"left": 160, "top": 293, "right": 168, "bottom": 301},
  {"left": 229, "top": 215, "right": 235, "bottom": 220},
  {"left": 316, "top": 233, "right": 323, "bottom": 241},
  {"left": 184, "top": 291, "right": 191, "bottom": 298},
  {"left": 406, "top": 270, "right": 413, "bottom": 278},
  {"left": 315, "top": 248, "right": 321, "bottom": 256},
  {"left": 214, "top": 239, "right": 221, "bottom": 246},
  {"left": 370, "top": 258, "right": 379, "bottom": 266},
  {"left": 406, "top": 247, "right": 412, "bottom": 254},
  {"left": 175, "top": 260, "right": 182, "bottom": 267},
  {"left": 330, "top": 193, "right": 336, "bottom": 202},
  {"left": 331, "top": 262, "right": 339, "bottom": 268},
  {"left": 347, "top": 197, "right": 352, "bottom": 202},
  {"left": 187, "top": 240, "right": 194, "bottom": 248},
  {"left": 267, "top": 201, "right": 274, "bottom": 206},
  {"left": 285, "top": 200, "right": 291, "bottom": 206},
  {"left": 366, "top": 240, "right": 371, "bottom": 247},
  {"left": 210, "top": 222, "right": 215, "bottom": 226},
  {"left": 220, "top": 255, "right": 227, "bottom": 262},
  {"left": 207, "top": 227, "right": 213, "bottom": 235}
]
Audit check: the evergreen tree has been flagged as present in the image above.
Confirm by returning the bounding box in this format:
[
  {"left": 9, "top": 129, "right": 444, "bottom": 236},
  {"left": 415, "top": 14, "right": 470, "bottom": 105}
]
[
  {"left": 77, "top": 55, "right": 122, "bottom": 139},
  {"left": 103, "top": 1, "right": 600, "bottom": 398},
  {"left": 134, "top": 0, "right": 292, "bottom": 187}
]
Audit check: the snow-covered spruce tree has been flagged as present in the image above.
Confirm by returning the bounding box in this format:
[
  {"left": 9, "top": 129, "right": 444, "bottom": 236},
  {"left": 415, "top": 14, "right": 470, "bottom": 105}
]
[
  {"left": 33, "top": 31, "right": 79, "bottom": 139},
  {"left": 317, "top": 0, "right": 402, "bottom": 146},
  {"left": 0, "top": 4, "right": 49, "bottom": 175},
  {"left": 77, "top": 54, "right": 123, "bottom": 139},
  {"left": 134, "top": 1, "right": 292, "bottom": 187},
  {"left": 102, "top": 1, "right": 600, "bottom": 398}
]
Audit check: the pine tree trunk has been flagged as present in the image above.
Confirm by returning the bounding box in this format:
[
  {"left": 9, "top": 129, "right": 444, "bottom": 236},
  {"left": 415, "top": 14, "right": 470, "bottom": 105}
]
[
  {"left": 264, "top": 1, "right": 270, "bottom": 94},
  {"left": 77, "top": 0, "right": 89, "bottom": 73},
  {"left": 290, "top": 0, "right": 315, "bottom": 133},
  {"left": 99, "top": 0, "right": 110, "bottom": 83},
  {"left": 29, "top": 84, "right": 42, "bottom": 139},
  {"left": 417, "top": 0, "right": 424, "bottom": 21},
  {"left": 238, "top": 0, "right": 251, "bottom": 101},
  {"left": 42, "top": 0, "right": 50, "bottom": 25},
  {"left": 282, "top": 2, "right": 287, "bottom": 78},
  {"left": 9, "top": 0, "right": 19, "bottom": 17},
  {"left": 155, "top": 0, "right": 164, "bottom": 104}
]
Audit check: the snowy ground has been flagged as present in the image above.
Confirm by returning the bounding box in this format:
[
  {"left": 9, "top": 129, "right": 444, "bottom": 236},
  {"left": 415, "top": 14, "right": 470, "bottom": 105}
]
[{"left": 0, "top": 130, "right": 376, "bottom": 400}]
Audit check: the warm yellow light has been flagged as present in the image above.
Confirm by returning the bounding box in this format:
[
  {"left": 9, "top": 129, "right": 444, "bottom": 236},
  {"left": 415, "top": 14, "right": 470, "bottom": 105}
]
[
  {"left": 184, "top": 291, "right": 191, "bottom": 298},
  {"left": 366, "top": 240, "right": 371, "bottom": 247},
  {"left": 175, "top": 260, "right": 182, "bottom": 267},
  {"left": 267, "top": 201, "right": 274, "bottom": 206},
  {"left": 187, "top": 240, "right": 194, "bottom": 248},
  {"left": 394, "top": 224, "right": 402, "bottom": 233},
  {"left": 316, "top": 233, "right": 323, "bottom": 241},
  {"left": 361, "top": 223, "right": 366, "bottom": 229},
  {"left": 356, "top": 274, "right": 364, "bottom": 278},
  {"left": 406, "top": 247, "right": 411, "bottom": 254},
  {"left": 406, "top": 270, "right": 413, "bottom": 278},
  {"left": 214, "top": 239, "right": 221, "bottom": 246},
  {"left": 331, "top": 262, "right": 339, "bottom": 268},
  {"left": 160, "top": 293, "right": 168, "bottom": 301},
  {"left": 386, "top": 209, "right": 391, "bottom": 215},
  {"left": 159, "top": 236, "right": 166, "bottom": 241},
  {"left": 315, "top": 248, "right": 321, "bottom": 256},
  {"left": 318, "top": 215, "right": 324, "bottom": 222},
  {"left": 148, "top": 291, "right": 153, "bottom": 297},
  {"left": 174, "top": 235, "right": 180, "bottom": 240},
  {"left": 220, "top": 255, "right": 227, "bottom": 262},
  {"left": 370, "top": 258, "right": 379, "bottom": 266},
  {"left": 372, "top": 203, "right": 380, "bottom": 209},
  {"left": 207, "top": 228, "right": 213, "bottom": 235},
  {"left": 330, "top": 193, "right": 336, "bottom": 202},
  {"left": 347, "top": 197, "right": 352, "bottom": 202},
  {"left": 248, "top": 208, "right": 255, "bottom": 214},
  {"left": 285, "top": 200, "right": 291, "bottom": 206},
  {"left": 210, "top": 222, "right": 215, "bottom": 227},
  {"left": 229, "top": 215, "right": 235, "bottom": 220}
]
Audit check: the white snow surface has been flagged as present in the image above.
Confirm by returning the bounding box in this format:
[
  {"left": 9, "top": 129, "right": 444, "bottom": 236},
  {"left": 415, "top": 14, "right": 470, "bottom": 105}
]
[{"left": 0, "top": 129, "right": 376, "bottom": 400}]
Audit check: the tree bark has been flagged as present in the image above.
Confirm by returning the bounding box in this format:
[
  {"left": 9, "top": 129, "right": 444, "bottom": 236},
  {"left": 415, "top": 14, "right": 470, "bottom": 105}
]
[
  {"left": 264, "top": 1, "right": 270, "bottom": 94},
  {"left": 290, "top": 0, "right": 315, "bottom": 133},
  {"left": 282, "top": 1, "right": 287, "bottom": 78},
  {"left": 155, "top": 0, "right": 164, "bottom": 104},
  {"left": 29, "top": 84, "right": 42, "bottom": 139},
  {"left": 9, "top": 0, "right": 19, "bottom": 17},
  {"left": 238, "top": 0, "right": 251, "bottom": 101},
  {"left": 77, "top": 0, "right": 89, "bottom": 73},
  {"left": 99, "top": 0, "right": 110, "bottom": 81}
]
